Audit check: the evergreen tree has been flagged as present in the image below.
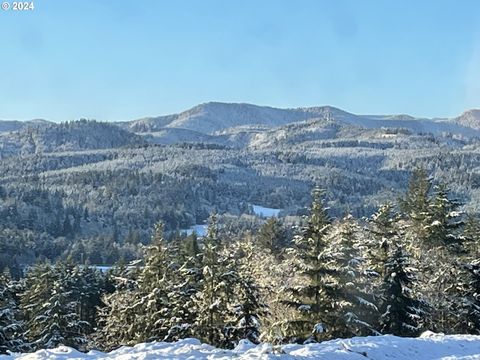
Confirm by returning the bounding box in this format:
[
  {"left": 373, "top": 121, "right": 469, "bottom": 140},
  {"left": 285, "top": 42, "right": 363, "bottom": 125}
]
[
  {"left": 230, "top": 239, "right": 268, "bottom": 344},
  {"left": 257, "top": 218, "right": 287, "bottom": 257},
  {"left": 380, "top": 247, "right": 425, "bottom": 336},
  {"left": 193, "top": 214, "right": 238, "bottom": 348},
  {"left": 97, "top": 222, "right": 175, "bottom": 346},
  {"left": 20, "top": 262, "right": 93, "bottom": 350},
  {"left": 94, "top": 260, "right": 142, "bottom": 350},
  {"left": 322, "top": 216, "right": 379, "bottom": 338},
  {"left": 422, "top": 184, "right": 464, "bottom": 332},
  {"left": 427, "top": 184, "right": 464, "bottom": 252},
  {"left": 462, "top": 214, "right": 480, "bottom": 258},
  {"left": 164, "top": 235, "right": 202, "bottom": 342},
  {"left": 0, "top": 273, "right": 24, "bottom": 354},
  {"left": 400, "top": 167, "right": 432, "bottom": 246},
  {"left": 366, "top": 203, "right": 399, "bottom": 278},
  {"left": 281, "top": 188, "right": 333, "bottom": 342},
  {"left": 450, "top": 261, "right": 480, "bottom": 334}
]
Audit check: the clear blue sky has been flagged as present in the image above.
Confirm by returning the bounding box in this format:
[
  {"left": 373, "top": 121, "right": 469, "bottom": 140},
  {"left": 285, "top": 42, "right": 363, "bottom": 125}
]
[{"left": 1, "top": 0, "right": 479, "bottom": 121}]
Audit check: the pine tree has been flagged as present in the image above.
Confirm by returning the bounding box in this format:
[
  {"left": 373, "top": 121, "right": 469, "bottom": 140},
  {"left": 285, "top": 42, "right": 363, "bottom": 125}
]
[
  {"left": 0, "top": 273, "right": 24, "bottom": 354},
  {"left": 400, "top": 168, "right": 432, "bottom": 222},
  {"left": 20, "top": 262, "right": 92, "bottom": 350},
  {"left": 229, "top": 238, "right": 268, "bottom": 344},
  {"left": 427, "top": 184, "right": 464, "bottom": 252},
  {"left": 164, "top": 235, "right": 202, "bottom": 342},
  {"left": 462, "top": 214, "right": 480, "bottom": 258},
  {"left": 400, "top": 167, "right": 432, "bottom": 246},
  {"left": 422, "top": 184, "right": 464, "bottom": 332},
  {"left": 135, "top": 222, "right": 173, "bottom": 341},
  {"left": 366, "top": 203, "right": 399, "bottom": 278},
  {"left": 95, "top": 286, "right": 142, "bottom": 349},
  {"left": 97, "top": 222, "right": 195, "bottom": 348},
  {"left": 322, "top": 215, "right": 379, "bottom": 338},
  {"left": 380, "top": 247, "right": 425, "bottom": 336},
  {"left": 450, "top": 261, "right": 480, "bottom": 334},
  {"left": 280, "top": 188, "right": 333, "bottom": 342},
  {"left": 193, "top": 214, "right": 238, "bottom": 348},
  {"left": 257, "top": 218, "right": 287, "bottom": 257}
]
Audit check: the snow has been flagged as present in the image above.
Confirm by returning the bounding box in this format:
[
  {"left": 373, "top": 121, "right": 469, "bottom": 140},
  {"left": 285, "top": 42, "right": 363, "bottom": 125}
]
[
  {"left": 179, "top": 224, "right": 208, "bottom": 237},
  {"left": 252, "top": 205, "right": 282, "bottom": 218},
  {"left": 94, "top": 266, "right": 112, "bottom": 273},
  {"left": 3, "top": 334, "right": 480, "bottom": 359}
]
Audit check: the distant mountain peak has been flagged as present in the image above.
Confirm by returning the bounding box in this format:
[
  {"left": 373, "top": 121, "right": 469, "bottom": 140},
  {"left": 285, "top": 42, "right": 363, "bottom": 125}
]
[{"left": 454, "top": 109, "right": 480, "bottom": 130}]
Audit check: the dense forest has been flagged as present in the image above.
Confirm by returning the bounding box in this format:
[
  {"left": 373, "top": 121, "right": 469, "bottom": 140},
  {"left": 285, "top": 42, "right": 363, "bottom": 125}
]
[
  {"left": 2, "top": 114, "right": 480, "bottom": 276},
  {"left": 1, "top": 168, "right": 479, "bottom": 354}
]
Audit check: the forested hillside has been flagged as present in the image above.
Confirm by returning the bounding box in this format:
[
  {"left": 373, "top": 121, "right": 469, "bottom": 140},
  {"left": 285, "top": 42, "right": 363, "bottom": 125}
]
[
  {"left": 0, "top": 103, "right": 480, "bottom": 272},
  {"left": 1, "top": 171, "right": 480, "bottom": 354}
]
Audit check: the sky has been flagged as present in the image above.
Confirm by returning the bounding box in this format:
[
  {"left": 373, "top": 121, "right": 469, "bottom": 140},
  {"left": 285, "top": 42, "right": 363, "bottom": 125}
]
[{"left": 0, "top": 0, "right": 479, "bottom": 121}]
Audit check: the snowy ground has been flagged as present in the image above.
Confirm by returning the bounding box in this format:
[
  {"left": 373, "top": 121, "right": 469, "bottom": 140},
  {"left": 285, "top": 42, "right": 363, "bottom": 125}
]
[
  {"left": 179, "top": 224, "right": 208, "bottom": 237},
  {"left": 3, "top": 332, "right": 480, "bottom": 359},
  {"left": 252, "top": 205, "right": 282, "bottom": 217}
]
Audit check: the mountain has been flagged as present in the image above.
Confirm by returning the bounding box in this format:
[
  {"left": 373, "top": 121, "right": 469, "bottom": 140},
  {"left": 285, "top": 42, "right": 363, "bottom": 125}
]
[
  {"left": 141, "top": 128, "right": 221, "bottom": 145},
  {"left": 122, "top": 102, "right": 480, "bottom": 140},
  {"left": 453, "top": 109, "right": 480, "bottom": 130},
  {"left": 1, "top": 103, "right": 480, "bottom": 268},
  {"left": 122, "top": 102, "right": 313, "bottom": 134},
  {"left": 0, "top": 119, "right": 52, "bottom": 133},
  {"left": 0, "top": 120, "right": 144, "bottom": 157}
]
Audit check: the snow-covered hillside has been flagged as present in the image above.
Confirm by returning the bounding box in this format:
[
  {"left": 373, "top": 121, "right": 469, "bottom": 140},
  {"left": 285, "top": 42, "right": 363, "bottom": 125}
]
[
  {"left": 121, "top": 102, "right": 480, "bottom": 138},
  {"left": 3, "top": 333, "right": 480, "bottom": 359}
]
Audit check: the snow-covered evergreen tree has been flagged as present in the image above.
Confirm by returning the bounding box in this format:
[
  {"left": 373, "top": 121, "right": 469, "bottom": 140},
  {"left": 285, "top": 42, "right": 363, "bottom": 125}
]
[
  {"left": 229, "top": 238, "right": 268, "bottom": 344},
  {"left": 426, "top": 184, "right": 464, "bottom": 252},
  {"left": 193, "top": 214, "right": 238, "bottom": 348},
  {"left": 135, "top": 222, "right": 174, "bottom": 341},
  {"left": 0, "top": 273, "right": 24, "bottom": 354},
  {"left": 322, "top": 215, "right": 379, "bottom": 338},
  {"left": 281, "top": 188, "right": 333, "bottom": 343},
  {"left": 257, "top": 217, "right": 288, "bottom": 258},
  {"left": 96, "top": 222, "right": 178, "bottom": 347},
  {"left": 451, "top": 261, "right": 480, "bottom": 334},
  {"left": 380, "top": 246, "right": 425, "bottom": 336},
  {"left": 365, "top": 203, "right": 399, "bottom": 278},
  {"left": 463, "top": 214, "right": 480, "bottom": 258},
  {"left": 20, "top": 261, "right": 91, "bottom": 350}
]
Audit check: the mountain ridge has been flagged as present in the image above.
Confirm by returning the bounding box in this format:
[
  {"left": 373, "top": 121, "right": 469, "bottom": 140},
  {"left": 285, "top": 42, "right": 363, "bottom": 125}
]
[
  {"left": 121, "top": 102, "right": 480, "bottom": 138},
  {"left": 2, "top": 103, "right": 480, "bottom": 143}
]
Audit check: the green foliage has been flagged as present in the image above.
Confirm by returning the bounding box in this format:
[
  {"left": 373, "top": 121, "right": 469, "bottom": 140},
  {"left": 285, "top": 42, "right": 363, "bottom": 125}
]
[
  {"left": 380, "top": 247, "right": 425, "bottom": 336},
  {"left": 0, "top": 273, "right": 24, "bottom": 353},
  {"left": 20, "top": 261, "right": 105, "bottom": 350},
  {"left": 2, "top": 170, "right": 480, "bottom": 352}
]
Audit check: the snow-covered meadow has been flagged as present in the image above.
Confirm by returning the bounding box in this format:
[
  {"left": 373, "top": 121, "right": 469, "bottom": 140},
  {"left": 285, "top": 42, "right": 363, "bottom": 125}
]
[
  {"left": 252, "top": 205, "right": 282, "bottom": 218},
  {"left": 3, "top": 333, "right": 480, "bottom": 359}
]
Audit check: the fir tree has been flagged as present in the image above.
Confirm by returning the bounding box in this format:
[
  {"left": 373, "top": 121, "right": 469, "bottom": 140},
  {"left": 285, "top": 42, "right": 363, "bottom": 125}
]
[
  {"left": 136, "top": 222, "right": 173, "bottom": 341},
  {"left": 193, "top": 214, "right": 238, "bottom": 348},
  {"left": 400, "top": 167, "right": 432, "bottom": 246},
  {"left": 426, "top": 184, "right": 464, "bottom": 252},
  {"left": 462, "top": 214, "right": 480, "bottom": 258},
  {"left": 366, "top": 203, "right": 399, "bottom": 278},
  {"left": 257, "top": 218, "right": 287, "bottom": 257},
  {"left": 20, "top": 261, "right": 91, "bottom": 350},
  {"left": 230, "top": 238, "right": 268, "bottom": 344},
  {"left": 322, "top": 215, "right": 379, "bottom": 338},
  {"left": 450, "top": 261, "right": 480, "bottom": 334},
  {"left": 281, "top": 188, "right": 333, "bottom": 342},
  {"left": 380, "top": 247, "right": 425, "bottom": 336},
  {"left": 0, "top": 273, "right": 24, "bottom": 354}
]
